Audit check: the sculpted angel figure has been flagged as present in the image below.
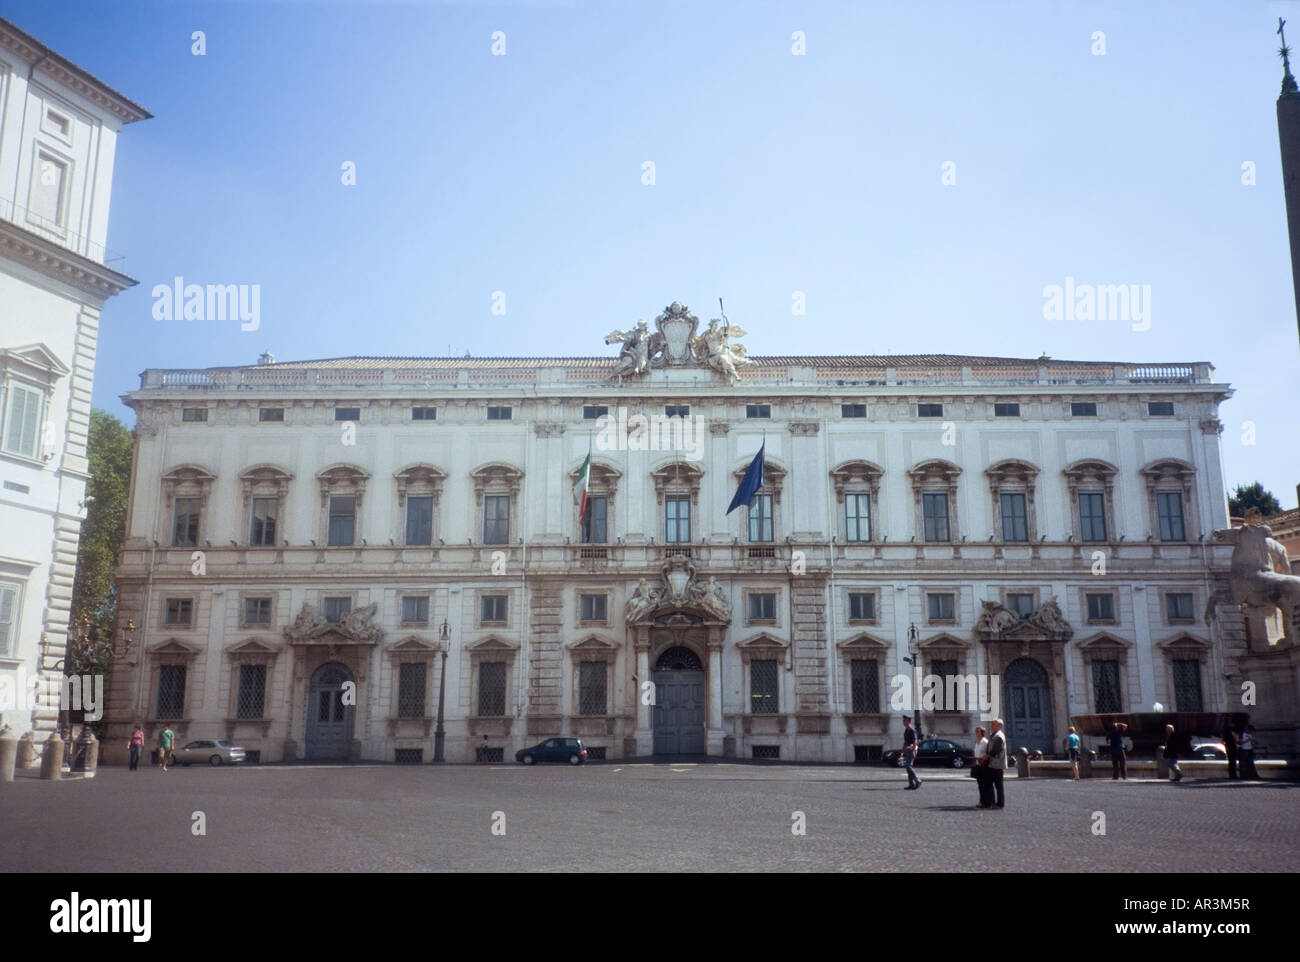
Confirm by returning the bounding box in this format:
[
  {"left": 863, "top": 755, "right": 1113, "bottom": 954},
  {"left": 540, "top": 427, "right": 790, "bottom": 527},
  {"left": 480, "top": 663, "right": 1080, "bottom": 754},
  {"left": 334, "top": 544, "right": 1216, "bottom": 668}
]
[
  {"left": 1029, "top": 597, "right": 1069, "bottom": 633},
  {"left": 691, "top": 576, "right": 731, "bottom": 620},
  {"left": 339, "top": 603, "right": 383, "bottom": 642},
  {"left": 691, "top": 318, "right": 753, "bottom": 383},
  {"left": 285, "top": 603, "right": 330, "bottom": 641},
  {"left": 605, "top": 321, "right": 665, "bottom": 380},
  {"left": 975, "top": 600, "right": 1019, "bottom": 635},
  {"left": 626, "top": 578, "right": 662, "bottom": 624}
]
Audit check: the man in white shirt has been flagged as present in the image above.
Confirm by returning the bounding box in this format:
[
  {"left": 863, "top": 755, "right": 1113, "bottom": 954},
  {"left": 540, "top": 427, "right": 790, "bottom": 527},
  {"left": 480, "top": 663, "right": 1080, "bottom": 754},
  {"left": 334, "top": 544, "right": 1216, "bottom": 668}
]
[{"left": 973, "top": 726, "right": 992, "bottom": 808}]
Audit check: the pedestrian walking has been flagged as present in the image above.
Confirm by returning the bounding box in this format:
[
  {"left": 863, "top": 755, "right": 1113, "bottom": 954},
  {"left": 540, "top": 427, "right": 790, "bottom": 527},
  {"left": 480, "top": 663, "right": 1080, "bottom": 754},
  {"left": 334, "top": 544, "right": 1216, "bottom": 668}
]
[
  {"left": 986, "top": 719, "right": 1007, "bottom": 808},
  {"left": 973, "top": 726, "right": 993, "bottom": 808},
  {"left": 1223, "top": 723, "right": 1239, "bottom": 779},
  {"left": 1066, "top": 726, "right": 1081, "bottom": 780},
  {"left": 127, "top": 725, "right": 144, "bottom": 771},
  {"left": 1108, "top": 722, "right": 1128, "bottom": 780},
  {"left": 901, "top": 716, "right": 922, "bottom": 790},
  {"left": 1163, "top": 724, "right": 1183, "bottom": 782},
  {"left": 157, "top": 725, "right": 174, "bottom": 772},
  {"left": 1239, "top": 725, "right": 1259, "bottom": 780}
]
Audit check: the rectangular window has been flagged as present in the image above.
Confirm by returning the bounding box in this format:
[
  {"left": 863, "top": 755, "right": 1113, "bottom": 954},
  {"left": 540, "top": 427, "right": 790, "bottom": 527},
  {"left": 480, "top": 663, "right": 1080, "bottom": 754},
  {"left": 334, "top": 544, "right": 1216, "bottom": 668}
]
[
  {"left": 172, "top": 497, "right": 200, "bottom": 547},
  {"left": 848, "top": 592, "right": 875, "bottom": 621},
  {"left": 2, "top": 383, "right": 43, "bottom": 459},
  {"left": 581, "top": 494, "right": 607, "bottom": 544},
  {"left": 1166, "top": 592, "right": 1195, "bottom": 622},
  {"left": 994, "top": 402, "right": 1020, "bottom": 417},
  {"left": 401, "top": 596, "right": 429, "bottom": 625},
  {"left": 1092, "top": 659, "right": 1121, "bottom": 713},
  {"left": 334, "top": 407, "right": 360, "bottom": 422},
  {"left": 328, "top": 495, "right": 356, "bottom": 546},
  {"left": 1079, "top": 492, "right": 1107, "bottom": 542},
  {"left": 845, "top": 493, "right": 870, "bottom": 542},
  {"left": 927, "top": 593, "right": 955, "bottom": 621},
  {"left": 164, "top": 598, "right": 193, "bottom": 626},
  {"left": 1086, "top": 593, "right": 1115, "bottom": 622},
  {"left": 579, "top": 594, "right": 607, "bottom": 622},
  {"left": 249, "top": 497, "right": 277, "bottom": 546},
  {"left": 1071, "top": 402, "right": 1098, "bottom": 417},
  {"left": 665, "top": 496, "right": 691, "bottom": 543},
  {"left": 1147, "top": 401, "right": 1175, "bottom": 417},
  {"left": 236, "top": 665, "right": 266, "bottom": 719},
  {"left": 745, "top": 404, "right": 771, "bottom": 419},
  {"left": 583, "top": 405, "right": 609, "bottom": 420},
  {"left": 243, "top": 597, "right": 272, "bottom": 625},
  {"left": 483, "top": 494, "right": 510, "bottom": 545},
  {"left": 1157, "top": 492, "right": 1186, "bottom": 542},
  {"left": 478, "top": 662, "right": 506, "bottom": 716},
  {"left": 1006, "top": 593, "right": 1034, "bottom": 620},
  {"left": 486, "top": 406, "right": 512, "bottom": 420},
  {"left": 181, "top": 407, "right": 208, "bottom": 422},
  {"left": 841, "top": 404, "right": 867, "bottom": 418},
  {"left": 0, "top": 582, "right": 20, "bottom": 657},
  {"left": 931, "top": 659, "right": 959, "bottom": 713},
  {"left": 43, "top": 108, "right": 71, "bottom": 140},
  {"left": 748, "top": 493, "right": 773, "bottom": 542},
  {"left": 917, "top": 402, "right": 943, "bottom": 418},
  {"left": 578, "top": 662, "right": 606, "bottom": 716},
  {"left": 999, "top": 492, "right": 1028, "bottom": 542},
  {"left": 1172, "top": 659, "right": 1202, "bottom": 712},
  {"left": 665, "top": 404, "right": 690, "bottom": 418},
  {"left": 922, "top": 492, "right": 950, "bottom": 542},
  {"left": 412, "top": 406, "right": 437, "bottom": 421},
  {"left": 748, "top": 593, "right": 776, "bottom": 621},
  {"left": 322, "top": 597, "right": 351, "bottom": 624},
  {"left": 258, "top": 407, "right": 284, "bottom": 422},
  {"left": 398, "top": 663, "right": 426, "bottom": 718},
  {"left": 29, "top": 153, "right": 67, "bottom": 226},
  {"left": 480, "top": 595, "right": 507, "bottom": 624},
  {"left": 850, "top": 659, "right": 880, "bottom": 713},
  {"left": 156, "top": 665, "right": 186, "bottom": 719},
  {"left": 750, "top": 660, "right": 779, "bottom": 714},
  {"left": 405, "top": 496, "right": 433, "bottom": 546}
]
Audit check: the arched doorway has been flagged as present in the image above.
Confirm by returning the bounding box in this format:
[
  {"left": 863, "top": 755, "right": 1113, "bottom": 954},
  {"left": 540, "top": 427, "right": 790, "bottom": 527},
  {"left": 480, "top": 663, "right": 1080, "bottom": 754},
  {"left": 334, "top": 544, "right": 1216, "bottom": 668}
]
[
  {"left": 653, "top": 646, "right": 705, "bottom": 755},
  {"left": 306, "top": 662, "right": 355, "bottom": 760},
  {"left": 1003, "top": 657, "right": 1053, "bottom": 754}
]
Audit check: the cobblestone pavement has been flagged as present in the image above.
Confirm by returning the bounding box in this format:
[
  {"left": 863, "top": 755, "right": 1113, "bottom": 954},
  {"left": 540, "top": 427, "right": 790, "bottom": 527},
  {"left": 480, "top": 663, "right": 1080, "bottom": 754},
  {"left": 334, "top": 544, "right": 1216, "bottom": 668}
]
[{"left": 3, "top": 763, "right": 1296, "bottom": 872}]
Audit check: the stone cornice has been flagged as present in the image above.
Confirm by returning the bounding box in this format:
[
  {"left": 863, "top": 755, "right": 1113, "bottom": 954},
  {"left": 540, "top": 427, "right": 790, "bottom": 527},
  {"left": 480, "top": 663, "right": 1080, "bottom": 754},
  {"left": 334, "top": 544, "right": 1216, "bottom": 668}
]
[{"left": 0, "top": 218, "right": 137, "bottom": 299}]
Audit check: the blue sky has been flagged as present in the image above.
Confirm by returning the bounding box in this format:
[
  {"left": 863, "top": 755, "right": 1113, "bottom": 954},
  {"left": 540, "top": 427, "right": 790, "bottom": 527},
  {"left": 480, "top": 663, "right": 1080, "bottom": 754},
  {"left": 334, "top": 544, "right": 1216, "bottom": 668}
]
[{"left": 5, "top": 0, "right": 1299, "bottom": 502}]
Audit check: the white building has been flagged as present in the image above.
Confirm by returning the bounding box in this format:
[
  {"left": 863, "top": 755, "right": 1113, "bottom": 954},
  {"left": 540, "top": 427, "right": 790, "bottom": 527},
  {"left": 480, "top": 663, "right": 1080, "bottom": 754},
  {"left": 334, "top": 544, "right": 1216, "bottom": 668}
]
[
  {"left": 104, "top": 303, "right": 1247, "bottom": 763},
  {"left": 0, "top": 17, "right": 149, "bottom": 738}
]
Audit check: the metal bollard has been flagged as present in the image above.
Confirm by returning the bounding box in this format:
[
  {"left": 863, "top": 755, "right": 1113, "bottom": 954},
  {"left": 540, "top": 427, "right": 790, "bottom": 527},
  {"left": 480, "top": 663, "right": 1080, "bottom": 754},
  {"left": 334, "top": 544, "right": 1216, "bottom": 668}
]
[
  {"left": 1079, "top": 749, "right": 1094, "bottom": 778},
  {"left": 1015, "top": 746, "right": 1031, "bottom": 778}
]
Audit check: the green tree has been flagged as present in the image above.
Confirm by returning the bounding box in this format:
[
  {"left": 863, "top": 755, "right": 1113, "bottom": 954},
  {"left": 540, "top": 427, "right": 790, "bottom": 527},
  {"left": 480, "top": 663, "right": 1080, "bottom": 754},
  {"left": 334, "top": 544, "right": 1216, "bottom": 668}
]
[
  {"left": 1227, "top": 482, "right": 1282, "bottom": 518},
  {"left": 68, "top": 409, "right": 133, "bottom": 680}
]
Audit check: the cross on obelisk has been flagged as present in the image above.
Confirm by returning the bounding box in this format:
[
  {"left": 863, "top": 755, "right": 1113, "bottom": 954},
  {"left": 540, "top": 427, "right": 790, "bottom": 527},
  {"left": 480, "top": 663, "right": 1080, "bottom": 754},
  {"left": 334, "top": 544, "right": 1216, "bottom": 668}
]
[{"left": 1281, "top": 18, "right": 1297, "bottom": 94}]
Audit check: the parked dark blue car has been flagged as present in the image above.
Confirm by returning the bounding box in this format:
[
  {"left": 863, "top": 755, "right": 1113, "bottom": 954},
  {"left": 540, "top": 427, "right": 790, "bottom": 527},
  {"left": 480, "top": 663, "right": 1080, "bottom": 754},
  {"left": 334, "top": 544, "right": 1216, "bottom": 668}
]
[{"left": 516, "top": 737, "right": 587, "bottom": 765}]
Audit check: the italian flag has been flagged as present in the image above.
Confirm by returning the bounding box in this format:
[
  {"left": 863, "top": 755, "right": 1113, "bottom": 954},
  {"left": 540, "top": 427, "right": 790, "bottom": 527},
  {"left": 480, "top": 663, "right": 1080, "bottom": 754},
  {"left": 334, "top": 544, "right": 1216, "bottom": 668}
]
[{"left": 574, "top": 446, "right": 592, "bottom": 522}]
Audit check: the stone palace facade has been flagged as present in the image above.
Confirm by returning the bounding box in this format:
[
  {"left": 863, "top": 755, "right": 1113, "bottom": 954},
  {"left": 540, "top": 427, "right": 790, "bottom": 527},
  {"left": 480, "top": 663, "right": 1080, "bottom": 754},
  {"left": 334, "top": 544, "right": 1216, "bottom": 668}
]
[{"left": 102, "top": 303, "right": 1255, "bottom": 763}]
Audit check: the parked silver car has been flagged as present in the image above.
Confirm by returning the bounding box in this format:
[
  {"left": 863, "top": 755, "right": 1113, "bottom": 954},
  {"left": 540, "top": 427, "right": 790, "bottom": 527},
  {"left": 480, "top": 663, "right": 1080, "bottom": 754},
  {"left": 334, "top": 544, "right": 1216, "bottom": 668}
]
[{"left": 173, "top": 739, "right": 246, "bottom": 766}]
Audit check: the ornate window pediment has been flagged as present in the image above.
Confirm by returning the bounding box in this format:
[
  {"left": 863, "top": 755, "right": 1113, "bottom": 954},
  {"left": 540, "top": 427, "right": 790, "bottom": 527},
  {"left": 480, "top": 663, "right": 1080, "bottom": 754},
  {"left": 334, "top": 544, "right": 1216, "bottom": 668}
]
[
  {"left": 732, "top": 459, "right": 786, "bottom": 503},
  {"left": 651, "top": 459, "right": 705, "bottom": 506},
  {"left": 917, "top": 630, "right": 969, "bottom": 652},
  {"left": 470, "top": 463, "right": 524, "bottom": 501},
  {"left": 394, "top": 463, "right": 447, "bottom": 506},
  {"left": 239, "top": 464, "right": 293, "bottom": 501},
  {"left": 0, "top": 343, "right": 69, "bottom": 387},
  {"left": 830, "top": 460, "right": 883, "bottom": 502},
  {"left": 1075, "top": 631, "right": 1132, "bottom": 651},
  {"left": 737, "top": 632, "right": 789, "bottom": 654},
  {"left": 161, "top": 464, "right": 216, "bottom": 510},
  {"left": 836, "top": 631, "right": 890, "bottom": 652},
  {"left": 908, "top": 459, "right": 962, "bottom": 487},
  {"left": 148, "top": 637, "right": 201, "bottom": 660},
  {"left": 224, "top": 637, "right": 281, "bottom": 664},
  {"left": 387, "top": 635, "right": 440, "bottom": 657},
  {"left": 1063, "top": 459, "right": 1118, "bottom": 486},
  {"left": 1154, "top": 633, "right": 1211, "bottom": 653},
  {"left": 566, "top": 634, "right": 618, "bottom": 653},
  {"left": 316, "top": 464, "right": 369, "bottom": 506}
]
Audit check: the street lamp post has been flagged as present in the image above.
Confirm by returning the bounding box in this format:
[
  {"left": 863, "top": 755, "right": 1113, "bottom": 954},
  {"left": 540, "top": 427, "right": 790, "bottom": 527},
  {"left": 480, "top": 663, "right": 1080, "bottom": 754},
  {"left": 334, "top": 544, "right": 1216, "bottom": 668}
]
[
  {"left": 433, "top": 619, "right": 449, "bottom": 763},
  {"left": 904, "top": 622, "right": 922, "bottom": 738}
]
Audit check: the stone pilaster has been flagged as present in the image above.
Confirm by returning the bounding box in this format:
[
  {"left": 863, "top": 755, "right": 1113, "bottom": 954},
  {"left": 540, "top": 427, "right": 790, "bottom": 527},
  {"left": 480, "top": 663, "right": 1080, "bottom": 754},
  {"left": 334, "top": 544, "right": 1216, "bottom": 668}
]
[{"left": 526, "top": 582, "right": 564, "bottom": 733}]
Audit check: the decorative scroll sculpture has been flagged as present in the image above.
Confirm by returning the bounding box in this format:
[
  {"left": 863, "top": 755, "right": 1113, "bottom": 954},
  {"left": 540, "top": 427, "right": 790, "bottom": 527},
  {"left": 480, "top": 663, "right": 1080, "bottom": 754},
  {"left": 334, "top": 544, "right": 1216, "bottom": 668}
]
[
  {"left": 1211, "top": 510, "right": 1300, "bottom": 642},
  {"left": 284, "top": 602, "right": 384, "bottom": 643},
  {"left": 1028, "top": 597, "right": 1070, "bottom": 635},
  {"left": 604, "top": 302, "right": 752, "bottom": 382},
  {"left": 625, "top": 558, "right": 731, "bottom": 624},
  {"left": 975, "top": 601, "right": 1019, "bottom": 635}
]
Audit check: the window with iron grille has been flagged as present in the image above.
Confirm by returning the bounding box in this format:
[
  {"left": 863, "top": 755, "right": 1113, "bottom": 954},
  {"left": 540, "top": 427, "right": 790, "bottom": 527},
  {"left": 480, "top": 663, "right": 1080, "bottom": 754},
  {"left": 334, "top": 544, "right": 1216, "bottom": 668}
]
[
  {"left": 746, "top": 404, "right": 771, "bottom": 419},
  {"left": 583, "top": 405, "right": 609, "bottom": 420},
  {"left": 752, "top": 745, "right": 780, "bottom": 759},
  {"left": 480, "top": 595, "right": 507, "bottom": 624},
  {"left": 328, "top": 495, "right": 356, "bottom": 546},
  {"left": 157, "top": 665, "right": 186, "bottom": 718},
  {"left": 927, "top": 593, "right": 955, "bottom": 621},
  {"left": 250, "top": 497, "right": 277, "bottom": 546},
  {"left": 478, "top": 661, "right": 506, "bottom": 716},
  {"left": 579, "top": 662, "right": 606, "bottom": 715},
  {"left": 579, "top": 594, "right": 607, "bottom": 622},
  {"left": 236, "top": 664, "right": 266, "bottom": 719},
  {"left": 665, "top": 496, "right": 691, "bottom": 543},
  {"left": 182, "top": 407, "right": 208, "bottom": 422},
  {"left": 842, "top": 404, "right": 867, "bottom": 418},
  {"left": 750, "top": 659, "right": 779, "bottom": 714},
  {"left": 1071, "top": 401, "right": 1098, "bottom": 417},
  {"left": 412, "top": 406, "right": 437, "bottom": 420},
  {"left": 1000, "top": 492, "right": 1028, "bottom": 542},
  {"left": 172, "top": 498, "right": 200, "bottom": 547},
  {"left": 748, "top": 493, "right": 773, "bottom": 542},
  {"left": 398, "top": 662, "right": 426, "bottom": 718},
  {"left": 930, "top": 659, "right": 959, "bottom": 713},
  {"left": 854, "top": 744, "right": 883, "bottom": 762},
  {"left": 748, "top": 593, "right": 776, "bottom": 621},
  {"left": 581, "top": 495, "right": 607, "bottom": 543},
  {"left": 483, "top": 494, "right": 510, "bottom": 544},
  {"left": 1147, "top": 401, "right": 1174, "bottom": 416},
  {"left": 994, "top": 402, "right": 1020, "bottom": 417},
  {"left": 402, "top": 596, "right": 429, "bottom": 625},
  {"left": 486, "top": 405, "right": 512, "bottom": 420},
  {"left": 395, "top": 748, "right": 423, "bottom": 764},
  {"left": 323, "top": 597, "right": 351, "bottom": 624},
  {"left": 922, "top": 492, "right": 949, "bottom": 541},
  {"left": 243, "top": 597, "right": 272, "bottom": 625},
  {"left": 845, "top": 493, "right": 870, "bottom": 542},
  {"left": 406, "top": 496, "right": 433, "bottom": 546},
  {"left": 335, "top": 407, "right": 360, "bottom": 422},
  {"left": 259, "top": 407, "right": 284, "bottom": 422},
  {"left": 850, "top": 659, "right": 880, "bottom": 713},
  {"left": 1092, "top": 659, "right": 1121, "bottom": 713},
  {"left": 476, "top": 746, "right": 504, "bottom": 763},
  {"left": 1157, "top": 492, "right": 1186, "bottom": 542},
  {"left": 1006, "top": 593, "right": 1034, "bottom": 620},
  {"left": 1078, "top": 492, "right": 1107, "bottom": 542},
  {"left": 585, "top": 746, "right": 607, "bottom": 760},
  {"left": 665, "top": 404, "right": 690, "bottom": 418},
  {"left": 1172, "top": 659, "right": 1202, "bottom": 712},
  {"left": 917, "top": 402, "right": 943, "bottom": 417},
  {"left": 1166, "top": 593, "right": 1194, "bottom": 622},
  {"left": 848, "top": 592, "right": 875, "bottom": 621},
  {"left": 164, "top": 598, "right": 193, "bottom": 626},
  {"left": 1086, "top": 593, "right": 1115, "bottom": 622}
]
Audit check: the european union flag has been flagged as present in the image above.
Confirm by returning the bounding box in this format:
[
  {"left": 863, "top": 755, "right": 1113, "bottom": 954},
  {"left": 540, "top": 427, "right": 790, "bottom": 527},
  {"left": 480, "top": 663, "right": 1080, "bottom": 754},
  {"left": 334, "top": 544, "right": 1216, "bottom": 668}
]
[{"left": 726, "top": 442, "right": 765, "bottom": 514}]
